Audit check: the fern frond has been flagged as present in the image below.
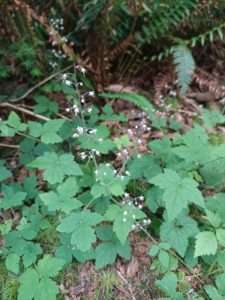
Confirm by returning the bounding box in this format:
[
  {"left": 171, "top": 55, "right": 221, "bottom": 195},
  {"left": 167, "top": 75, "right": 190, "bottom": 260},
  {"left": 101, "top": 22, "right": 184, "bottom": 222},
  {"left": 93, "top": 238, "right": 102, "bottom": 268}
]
[
  {"left": 173, "top": 45, "right": 195, "bottom": 96},
  {"left": 138, "top": 0, "right": 198, "bottom": 44}
]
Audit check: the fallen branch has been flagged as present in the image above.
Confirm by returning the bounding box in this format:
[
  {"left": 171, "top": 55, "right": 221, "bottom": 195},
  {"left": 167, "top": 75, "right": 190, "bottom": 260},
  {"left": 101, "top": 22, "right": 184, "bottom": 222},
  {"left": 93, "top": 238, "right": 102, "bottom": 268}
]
[
  {"left": 0, "top": 143, "right": 19, "bottom": 149},
  {"left": 0, "top": 102, "right": 50, "bottom": 121}
]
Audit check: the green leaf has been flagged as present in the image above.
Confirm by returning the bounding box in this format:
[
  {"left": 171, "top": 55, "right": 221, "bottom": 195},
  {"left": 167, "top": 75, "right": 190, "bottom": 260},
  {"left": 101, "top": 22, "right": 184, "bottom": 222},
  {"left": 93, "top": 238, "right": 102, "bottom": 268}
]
[
  {"left": 34, "top": 95, "right": 58, "bottom": 115},
  {"left": 18, "top": 255, "right": 64, "bottom": 300},
  {"left": 205, "top": 209, "right": 222, "bottom": 228},
  {"left": 22, "top": 243, "right": 42, "bottom": 268},
  {"left": 35, "top": 278, "right": 58, "bottom": 300},
  {"left": 18, "top": 269, "right": 39, "bottom": 300},
  {"left": 91, "top": 164, "right": 128, "bottom": 198},
  {"left": 216, "top": 229, "right": 225, "bottom": 247},
  {"left": 173, "top": 125, "right": 210, "bottom": 164},
  {"left": 0, "top": 160, "right": 12, "bottom": 181},
  {"left": 0, "top": 185, "right": 27, "bottom": 209},
  {"left": 156, "top": 272, "right": 178, "bottom": 297},
  {"left": 40, "top": 177, "right": 82, "bottom": 213},
  {"left": 158, "top": 250, "right": 170, "bottom": 268},
  {"left": 203, "top": 109, "right": 225, "bottom": 129},
  {"left": 207, "top": 194, "right": 225, "bottom": 220},
  {"left": 105, "top": 204, "right": 146, "bottom": 244},
  {"left": 195, "top": 231, "right": 218, "bottom": 257},
  {"left": 127, "top": 154, "right": 161, "bottom": 180},
  {"left": 216, "top": 273, "right": 225, "bottom": 295},
  {"left": 78, "top": 125, "right": 115, "bottom": 154},
  {"left": 95, "top": 226, "right": 131, "bottom": 269},
  {"left": 160, "top": 213, "right": 198, "bottom": 257},
  {"left": 5, "top": 253, "right": 20, "bottom": 274},
  {"left": 29, "top": 152, "right": 83, "bottom": 184},
  {"left": 99, "top": 92, "right": 154, "bottom": 116},
  {"left": 204, "top": 285, "right": 224, "bottom": 300},
  {"left": 57, "top": 211, "right": 103, "bottom": 251},
  {"left": 148, "top": 245, "right": 160, "bottom": 257},
  {"left": 95, "top": 242, "right": 117, "bottom": 269},
  {"left": 37, "top": 255, "right": 65, "bottom": 278},
  {"left": 40, "top": 119, "right": 64, "bottom": 144},
  {"left": 151, "top": 169, "right": 205, "bottom": 220},
  {"left": 71, "top": 225, "right": 96, "bottom": 251},
  {"left": 7, "top": 111, "right": 27, "bottom": 132},
  {"left": 114, "top": 135, "right": 130, "bottom": 149}
]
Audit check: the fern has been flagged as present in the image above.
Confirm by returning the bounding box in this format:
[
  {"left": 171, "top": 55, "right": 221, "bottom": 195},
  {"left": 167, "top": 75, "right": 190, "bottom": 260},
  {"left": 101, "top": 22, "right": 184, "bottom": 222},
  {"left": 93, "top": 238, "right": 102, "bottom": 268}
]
[
  {"left": 99, "top": 91, "right": 154, "bottom": 115},
  {"left": 173, "top": 45, "right": 195, "bottom": 96},
  {"left": 138, "top": 0, "right": 198, "bottom": 44}
]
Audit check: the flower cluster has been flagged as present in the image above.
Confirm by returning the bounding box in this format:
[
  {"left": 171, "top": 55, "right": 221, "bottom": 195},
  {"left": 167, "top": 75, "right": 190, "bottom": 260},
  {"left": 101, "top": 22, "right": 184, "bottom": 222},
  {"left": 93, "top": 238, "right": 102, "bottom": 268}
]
[
  {"left": 49, "top": 17, "right": 64, "bottom": 32},
  {"left": 121, "top": 193, "right": 151, "bottom": 229},
  {"left": 122, "top": 193, "right": 145, "bottom": 209},
  {"left": 79, "top": 148, "right": 101, "bottom": 160},
  {"left": 117, "top": 148, "right": 130, "bottom": 160}
]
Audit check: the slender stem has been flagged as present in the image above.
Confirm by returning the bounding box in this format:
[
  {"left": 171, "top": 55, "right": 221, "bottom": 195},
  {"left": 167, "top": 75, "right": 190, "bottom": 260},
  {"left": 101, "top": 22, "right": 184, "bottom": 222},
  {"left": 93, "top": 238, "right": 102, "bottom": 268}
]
[
  {"left": 6, "top": 64, "right": 74, "bottom": 103},
  {"left": 0, "top": 102, "right": 50, "bottom": 121},
  {"left": 0, "top": 143, "right": 19, "bottom": 149}
]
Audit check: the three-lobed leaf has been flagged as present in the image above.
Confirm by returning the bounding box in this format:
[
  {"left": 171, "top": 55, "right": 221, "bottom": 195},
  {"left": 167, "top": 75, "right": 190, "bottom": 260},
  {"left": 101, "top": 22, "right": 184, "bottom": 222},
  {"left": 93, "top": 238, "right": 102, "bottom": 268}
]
[
  {"left": 151, "top": 169, "right": 205, "bottom": 220},
  {"left": 29, "top": 152, "right": 83, "bottom": 184}
]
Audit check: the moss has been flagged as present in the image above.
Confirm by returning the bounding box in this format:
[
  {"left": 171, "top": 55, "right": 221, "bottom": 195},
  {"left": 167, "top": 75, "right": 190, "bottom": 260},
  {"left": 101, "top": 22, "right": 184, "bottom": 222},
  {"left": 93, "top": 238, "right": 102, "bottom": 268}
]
[
  {"left": 0, "top": 262, "right": 19, "bottom": 300},
  {"left": 37, "top": 220, "right": 59, "bottom": 253},
  {"left": 209, "top": 132, "right": 225, "bottom": 145}
]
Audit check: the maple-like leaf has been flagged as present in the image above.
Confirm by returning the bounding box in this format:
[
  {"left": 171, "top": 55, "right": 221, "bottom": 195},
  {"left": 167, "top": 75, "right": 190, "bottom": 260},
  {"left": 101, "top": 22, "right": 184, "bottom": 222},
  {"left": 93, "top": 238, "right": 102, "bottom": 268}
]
[
  {"left": 57, "top": 211, "right": 103, "bottom": 251},
  {"left": 29, "top": 152, "right": 83, "bottom": 184},
  {"left": 151, "top": 169, "right": 205, "bottom": 220}
]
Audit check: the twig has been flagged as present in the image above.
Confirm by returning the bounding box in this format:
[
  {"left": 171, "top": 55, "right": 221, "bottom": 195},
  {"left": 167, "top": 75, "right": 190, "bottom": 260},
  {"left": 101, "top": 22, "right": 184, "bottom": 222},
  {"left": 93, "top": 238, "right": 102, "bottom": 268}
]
[
  {"left": 0, "top": 102, "right": 50, "bottom": 121},
  {"left": 0, "top": 143, "right": 19, "bottom": 149},
  {"left": 6, "top": 64, "right": 74, "bottom": 103}
]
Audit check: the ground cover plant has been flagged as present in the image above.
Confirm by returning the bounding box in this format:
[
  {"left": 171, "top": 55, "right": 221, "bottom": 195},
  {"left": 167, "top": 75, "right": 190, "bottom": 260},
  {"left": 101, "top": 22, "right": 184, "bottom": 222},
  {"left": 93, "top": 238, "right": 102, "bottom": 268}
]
[{"left": 1, "top": 1, "right": 225, "bottom": 299}]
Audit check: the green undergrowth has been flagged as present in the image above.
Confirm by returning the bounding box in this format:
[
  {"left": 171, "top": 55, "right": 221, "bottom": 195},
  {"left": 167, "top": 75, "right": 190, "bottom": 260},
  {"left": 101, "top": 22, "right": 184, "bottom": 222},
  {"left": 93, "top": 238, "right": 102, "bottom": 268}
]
[{"left": 0, "top": 73, "right": 225, "bottom": 299}]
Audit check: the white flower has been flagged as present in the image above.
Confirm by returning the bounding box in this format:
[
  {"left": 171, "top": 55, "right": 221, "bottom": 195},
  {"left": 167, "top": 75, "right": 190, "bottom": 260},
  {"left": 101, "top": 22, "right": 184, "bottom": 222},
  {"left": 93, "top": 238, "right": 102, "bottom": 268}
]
[
  {"left": 122, "top": 149, "right": 128, "bottom": 155},
  {"left": 127, "top": 129, "right": 133, "bottom": 135},
  {"left": 132, "top": 214, "right": 136, "bottom": 219},
  {"left": 88, "top": 91, "right": 95, "bottom": 96},
  {"left": 72, "top": 133, "right": 79, "bottom": 138},
  {"left": 77, "top": 127, "right": 84, "bottom": 135},
  {"left": 123, "top": 211, "right": 128, "bottom": 216},
  {"left": 80, "top": 67, "right": 86, "bottom": 74},
  {"left": 137, "top": 139, "right": 142, "bottom": 144},
  {"left": 138, "top": 204, "right": 143, "bottom": 209},
  {"left": 139, "top": 196, "right": 144, "bottom": 201},
  {"left": 65, "top": 80, "right": 72, "bottom": 86},
  {"left": 122, "top": 218, "right": 127, "bottom": 222},
  {"left": 74, "top": 107, "right": 80, "bottom": 114},
  {"left": 89, "top": 129, "right": 97, "bottom": 134},
  {"left": 65, "top": 107, "right": 70, "bottom": 112},
  {"left": 80, "top": 152, "right": 87, "bottom": 160}
]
